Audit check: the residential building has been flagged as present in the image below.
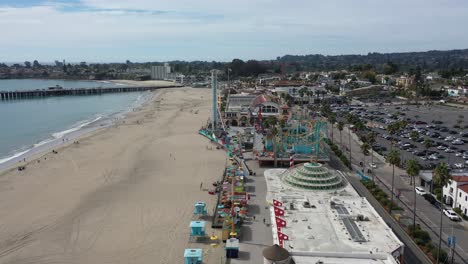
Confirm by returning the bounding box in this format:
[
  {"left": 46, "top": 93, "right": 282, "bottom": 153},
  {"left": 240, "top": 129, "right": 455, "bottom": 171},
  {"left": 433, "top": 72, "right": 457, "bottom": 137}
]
[
  {"left": 443, "top": 175, "right": 468, "bottom": 215},
  {"left": 396, "top": 76, "right": 414, "bottom": 88}
]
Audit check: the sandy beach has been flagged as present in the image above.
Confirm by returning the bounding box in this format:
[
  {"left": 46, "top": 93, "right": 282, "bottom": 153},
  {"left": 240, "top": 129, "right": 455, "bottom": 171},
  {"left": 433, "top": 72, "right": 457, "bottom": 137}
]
[
  {"left": 0, "top": 87, "right": 226, "bottom": 264},
  {"left": 111, "top": 80, "right": 177, "bottom": 87}
]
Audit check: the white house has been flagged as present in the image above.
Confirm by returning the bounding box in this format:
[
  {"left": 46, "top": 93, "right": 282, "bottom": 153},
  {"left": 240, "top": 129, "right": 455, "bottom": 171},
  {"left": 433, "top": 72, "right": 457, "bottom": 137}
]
[{"left": 443, "top": 175, "right": 468, "bottom": 215}]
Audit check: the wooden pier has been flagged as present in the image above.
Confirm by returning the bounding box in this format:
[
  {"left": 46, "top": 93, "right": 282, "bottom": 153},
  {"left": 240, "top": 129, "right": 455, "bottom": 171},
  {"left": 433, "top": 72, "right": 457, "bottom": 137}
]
[{"left": 0, "top": 85, "right": 182, "bottom": 101}]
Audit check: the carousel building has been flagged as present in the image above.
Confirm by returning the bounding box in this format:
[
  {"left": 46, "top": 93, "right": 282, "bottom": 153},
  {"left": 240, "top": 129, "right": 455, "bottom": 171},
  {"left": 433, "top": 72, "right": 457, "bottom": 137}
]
[{"left": 264, "top": 162, "right": 404, "bottom": 264}]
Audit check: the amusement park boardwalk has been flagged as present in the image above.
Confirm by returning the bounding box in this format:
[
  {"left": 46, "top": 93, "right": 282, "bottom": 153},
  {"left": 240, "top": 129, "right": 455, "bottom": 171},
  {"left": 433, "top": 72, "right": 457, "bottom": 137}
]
[
  {"left": 0, "top": 87, "right": 226, "bottom": 264},
  {"left": 231, "top": 157, "right": 274, "bottom": 264}
]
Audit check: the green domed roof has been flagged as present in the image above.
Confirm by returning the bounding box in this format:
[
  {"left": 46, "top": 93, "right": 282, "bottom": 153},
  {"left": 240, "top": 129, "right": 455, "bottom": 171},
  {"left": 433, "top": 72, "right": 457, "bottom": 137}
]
[{"left": 282, "top": 162, "right": 345, "bottom": 190}]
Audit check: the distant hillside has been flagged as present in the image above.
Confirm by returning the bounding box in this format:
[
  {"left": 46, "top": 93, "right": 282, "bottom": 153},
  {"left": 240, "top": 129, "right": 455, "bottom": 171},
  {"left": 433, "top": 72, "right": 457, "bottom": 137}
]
[{"left": 277, "top": 49, "right": 468, "bottom": 72}]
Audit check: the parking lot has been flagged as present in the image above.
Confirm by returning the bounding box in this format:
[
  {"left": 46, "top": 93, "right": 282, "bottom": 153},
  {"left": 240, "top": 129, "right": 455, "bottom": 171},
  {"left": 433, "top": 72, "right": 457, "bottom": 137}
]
[{"left": 333, "top": 103, "right": 468, "bottom": 170}]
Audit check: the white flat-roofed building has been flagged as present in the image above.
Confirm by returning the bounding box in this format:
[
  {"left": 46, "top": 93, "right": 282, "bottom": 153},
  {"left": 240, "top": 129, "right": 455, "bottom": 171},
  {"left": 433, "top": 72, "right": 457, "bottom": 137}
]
[
  {"left": 151, "top": 63, "right": 171, "bottom": 80},
  {"left": 264, "top": 163, "right": 404, "bottom": 264}
]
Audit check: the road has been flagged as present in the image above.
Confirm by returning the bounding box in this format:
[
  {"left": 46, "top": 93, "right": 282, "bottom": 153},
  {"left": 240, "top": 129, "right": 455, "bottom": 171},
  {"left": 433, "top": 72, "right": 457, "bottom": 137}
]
[{"left": 331, "top": 124, "right": 468, "bottom": 264}]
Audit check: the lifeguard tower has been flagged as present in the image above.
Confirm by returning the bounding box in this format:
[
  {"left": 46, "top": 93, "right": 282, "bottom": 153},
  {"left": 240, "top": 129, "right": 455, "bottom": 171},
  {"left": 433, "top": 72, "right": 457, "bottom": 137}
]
[
  {"left": 193, "top": 201, "right": 207, "bottom": 216},
  {"left": 190, "top": 221, "right": 206, "bottom": 241},
  {"left": 184, "top": 248, "right": 203, "bottom": 264}
]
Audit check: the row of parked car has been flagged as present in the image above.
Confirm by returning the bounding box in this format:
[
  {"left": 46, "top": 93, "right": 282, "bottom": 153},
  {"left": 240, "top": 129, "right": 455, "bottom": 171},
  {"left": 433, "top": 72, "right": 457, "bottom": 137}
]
[{"left": 415, "top": 187, "right": 461, "bottom": 221}]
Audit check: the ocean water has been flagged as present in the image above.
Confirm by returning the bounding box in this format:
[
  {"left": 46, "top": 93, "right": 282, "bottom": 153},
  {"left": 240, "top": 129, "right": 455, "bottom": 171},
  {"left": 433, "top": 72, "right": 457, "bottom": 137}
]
[
  {"left": 0, "top": 79, "right": 148, "bottom": 165},
  {"left": 0, "top": 79, "right": 119, "bottom": 91}
]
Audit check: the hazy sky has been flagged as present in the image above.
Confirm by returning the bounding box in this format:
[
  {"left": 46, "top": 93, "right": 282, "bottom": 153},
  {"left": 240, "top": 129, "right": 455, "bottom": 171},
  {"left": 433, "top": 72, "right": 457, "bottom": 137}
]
[{"left": 1, "top": 0, "right": 468, "bottom": 62}]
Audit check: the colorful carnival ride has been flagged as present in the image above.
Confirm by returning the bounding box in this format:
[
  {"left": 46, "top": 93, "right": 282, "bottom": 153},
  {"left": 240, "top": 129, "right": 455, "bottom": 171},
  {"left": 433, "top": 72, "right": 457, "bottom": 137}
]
[{"left": 261, "top": 118, "right": 329, "bottom": 163}]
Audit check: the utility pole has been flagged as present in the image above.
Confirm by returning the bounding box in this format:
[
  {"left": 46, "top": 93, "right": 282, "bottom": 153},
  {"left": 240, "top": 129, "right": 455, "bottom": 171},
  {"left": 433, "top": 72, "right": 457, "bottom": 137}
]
[{"left": 211, "top": 70, "right": 218, "bottom": 131}]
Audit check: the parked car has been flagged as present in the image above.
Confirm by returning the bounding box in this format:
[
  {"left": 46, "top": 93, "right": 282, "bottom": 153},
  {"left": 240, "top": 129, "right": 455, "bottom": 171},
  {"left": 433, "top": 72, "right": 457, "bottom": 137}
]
[
  {"left": 455, "top": 152, "right": 463, "bottom": 157},
  {"left": 445, "top": 136, "right": 455, "bottom": 142},
  {"left": 444, "top": 148, "right": 454, "bottom": 153},
  {"left": 422, "top": 193, "right": 437, "bottom": 204},
  {"left": 443, "top": 208, "right": 461, "bottom": 221},
  {"left": 415, "top": 187, "right": 426, "bottom": 195},
  {"left": 454, "top": 163, "right": 464, "bottom": 169},
  {"left": 452, "top": 139, "right": 464, "bottom": 145}
]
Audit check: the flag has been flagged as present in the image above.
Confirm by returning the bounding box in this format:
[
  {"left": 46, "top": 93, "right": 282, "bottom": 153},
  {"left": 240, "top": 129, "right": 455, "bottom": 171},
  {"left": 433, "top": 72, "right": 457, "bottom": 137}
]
[
  {"left": 275, "top": 216, "right": 286, "bottom": 227},
  {"left": 278, "top": 231, "right": 289, "bottom": 241},
  {"left": 277, "top": 225, "right": 281, "bottom": 233},
  {"left": 278, "top": 231, "right": 289, "bottom": 248},
  {"left": 273, "top": 199, "right": 283, "bottom": 207},
  {"left": 274, "top": 206, "right": 284, "bottom": 216}
]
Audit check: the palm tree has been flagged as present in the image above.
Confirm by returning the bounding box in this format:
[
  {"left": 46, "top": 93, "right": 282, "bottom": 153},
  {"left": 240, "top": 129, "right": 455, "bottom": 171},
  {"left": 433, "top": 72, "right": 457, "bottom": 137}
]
[
  {"left": 387, "top": 123, "right": 399, "bottom": 150},
  {"left": 329, "top": 113, "right": 336, "bottom": 144},
  {"left": 423, "top": 139, "right": 432, "bottom": 161},
  {"left": 410, "top": 131, "right": 419, "bottom": 158},
  {"left": 406, "top": 159, "right": 420, "bottom": 235},
  {"left": 367, "top": 132, "right": 376, "bottom": 167},
  {"left": 338, "top": 121, "right": 344, "bottom": 148},
  {"left": 361, "top": 142, "right": 371, "bottom": 170},
  {"left": 270, "top": 126, "right": 279, "bottom": 168},
  {"left": 386, "top": 150, "right": 401, "bottom": 214},
  {"left": 433, "top": 162, "right": 452, "bottom": 264}
]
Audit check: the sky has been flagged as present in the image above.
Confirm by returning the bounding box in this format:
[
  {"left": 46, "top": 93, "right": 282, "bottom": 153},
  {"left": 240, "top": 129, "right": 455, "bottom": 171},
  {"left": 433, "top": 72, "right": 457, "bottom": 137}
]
[{"left": 1, "top": 0, "right": 468, "bottom": 63}]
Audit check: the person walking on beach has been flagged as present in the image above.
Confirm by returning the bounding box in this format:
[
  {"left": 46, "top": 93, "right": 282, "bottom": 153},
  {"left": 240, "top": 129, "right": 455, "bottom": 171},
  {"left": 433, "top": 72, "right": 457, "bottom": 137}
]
[
  {"left": 200, "top": 182, "right": 203, "bottom": 190},
  {"left": 263, "top": 218, "right": 265, "bottom": 224}
]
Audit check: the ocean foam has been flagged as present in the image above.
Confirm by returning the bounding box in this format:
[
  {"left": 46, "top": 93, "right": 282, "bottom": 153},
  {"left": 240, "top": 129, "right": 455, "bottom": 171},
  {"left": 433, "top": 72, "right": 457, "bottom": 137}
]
[
  {"left": 52, "top": 116, "right": 102, "bottom": 139},
  {"left": 0, "top": 149, "right": 30, "bottom": 164}
]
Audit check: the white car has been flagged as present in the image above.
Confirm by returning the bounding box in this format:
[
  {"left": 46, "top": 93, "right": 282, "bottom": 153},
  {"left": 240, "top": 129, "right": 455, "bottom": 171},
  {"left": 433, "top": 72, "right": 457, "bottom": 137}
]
[
  {"left": 445, "top": 148, "right": 454, "bottom": 153},
  {"left": 437, "top": 145, "right": 447, "bottom": 150},
  {"left": 429, "top": 155, "right": 439, "bottom": 160},
  {"left": 454, "top": 163, "right": 464, "bottom": 169},
  {"left": 452, "top": 139, "right": 464, "bottom": 145},
  {"left": 443, "top": 208, "right": 461, "bottom": 221},
  {"left": 415, "top": 187, "right": 426, "bottom": 195},
  {"left": 455, "top": 152, "right": 463, "bottom": 157},
  {"left": 445, "top": 136, "right": 455, "bottom": 141},
  {"left": 369, "top": 163, "right": 377, "bottom": 168}
]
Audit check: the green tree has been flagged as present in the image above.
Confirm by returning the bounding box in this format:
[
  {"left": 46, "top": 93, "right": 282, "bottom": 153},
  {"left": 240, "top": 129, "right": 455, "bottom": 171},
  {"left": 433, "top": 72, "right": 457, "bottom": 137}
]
[
  {"left": 386, "top": 150, "right": 401, "bottom": 213},
  {"left": 367, "top": 132, "right": 376, "bottom": 171},
  {"left": 433, "top": 162, "right": 451, "bottom": 264},
  {"left": 337, "top": 121, "right": 344, "bottom": 149},
  {"left": 406, "top": 159, "right": 420, "bottom": 234},
  {"left": 270, "top": 126, "right": 279, "bottom": 168},
  {"left": 410, "top": 131, "right": 419, "bottom": 158},
  {"left": 361, "top": 142, "right": 370, "bottom": 169},
  {"left": 263, "top": 116, "right": 278, "bottom": 129},
  {"left": 387, "top": 123, "right": 399, "bottom": 149},
  {"left": 423, "top": 139, "right": 432, "bottom": 160}
]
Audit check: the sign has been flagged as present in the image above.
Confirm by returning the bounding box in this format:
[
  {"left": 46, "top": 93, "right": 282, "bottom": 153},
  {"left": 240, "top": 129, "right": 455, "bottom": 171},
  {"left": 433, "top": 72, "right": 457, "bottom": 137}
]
[{"left": 448, "top": 236, "right": 456, "bottom": 248}]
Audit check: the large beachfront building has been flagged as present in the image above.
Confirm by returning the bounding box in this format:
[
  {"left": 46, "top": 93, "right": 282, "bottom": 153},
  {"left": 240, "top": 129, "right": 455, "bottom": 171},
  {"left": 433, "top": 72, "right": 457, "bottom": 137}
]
[
  {"left": 264, "top": 162, "right": 404, "bottom": 264},
  {"left": 223, "top": 93, "right": 289, "bottom": 127},
  {"left": 150, "top": 63, "right": 171, "bottom": 80}
]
